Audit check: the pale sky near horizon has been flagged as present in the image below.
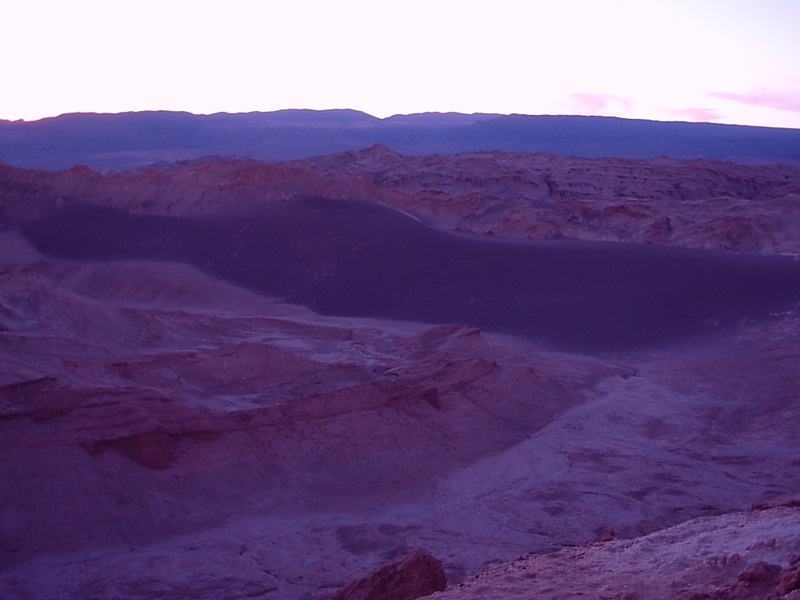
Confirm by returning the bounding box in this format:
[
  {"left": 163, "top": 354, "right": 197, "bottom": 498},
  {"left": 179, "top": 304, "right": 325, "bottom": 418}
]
[{"left": 3, "top": 0, "right": 799, "bottom": 128}]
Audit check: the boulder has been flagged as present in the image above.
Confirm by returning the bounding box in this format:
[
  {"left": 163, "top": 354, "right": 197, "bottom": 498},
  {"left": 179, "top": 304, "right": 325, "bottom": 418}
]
[{"left": 328, "top": 549, "right": 447, "bottom": 600}]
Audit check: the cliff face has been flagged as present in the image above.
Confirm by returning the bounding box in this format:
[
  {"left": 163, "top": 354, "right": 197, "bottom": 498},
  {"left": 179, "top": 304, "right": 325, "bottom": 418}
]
[{"left": 2, "top": 149, "right": 800, "bottom": 600}]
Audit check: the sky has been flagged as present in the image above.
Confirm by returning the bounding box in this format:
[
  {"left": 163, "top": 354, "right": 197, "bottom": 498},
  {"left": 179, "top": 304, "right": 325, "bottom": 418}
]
[{"left": 3, "top": 0, "right": 799, "bottom": 128}]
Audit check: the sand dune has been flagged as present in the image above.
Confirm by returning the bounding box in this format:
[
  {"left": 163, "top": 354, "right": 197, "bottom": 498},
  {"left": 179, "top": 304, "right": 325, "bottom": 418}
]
[{"left": 21, "top": 197, "right": 800, "bottom": 352}]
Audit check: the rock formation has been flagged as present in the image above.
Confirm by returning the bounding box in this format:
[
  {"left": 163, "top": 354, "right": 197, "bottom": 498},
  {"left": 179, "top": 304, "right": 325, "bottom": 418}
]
[
  {"left": 3, "top": 147, "right": 800, "bottom": 253},
  {"left": 428, "top": 499, "right": 800, "bottom": 600},
  {"left": 328, "top": 549, "right": 447, "bottom": 600},
  {"left": 2, "top": 148, "right": 800, "bottom": 599},
  {"left": 295, "top": 146, "right": 800, "bottom": 253}
]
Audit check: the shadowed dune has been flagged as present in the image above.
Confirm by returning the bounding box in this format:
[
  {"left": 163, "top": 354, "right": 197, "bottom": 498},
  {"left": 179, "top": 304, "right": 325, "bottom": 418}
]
[{"left": 20, "top": 196, "right": 800, "bottom": 351}]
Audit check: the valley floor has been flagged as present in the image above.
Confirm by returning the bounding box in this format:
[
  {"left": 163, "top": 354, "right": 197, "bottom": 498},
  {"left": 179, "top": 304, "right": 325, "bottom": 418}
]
[{"left": 2, "top": 228, "right": 800, "bottom": 599}]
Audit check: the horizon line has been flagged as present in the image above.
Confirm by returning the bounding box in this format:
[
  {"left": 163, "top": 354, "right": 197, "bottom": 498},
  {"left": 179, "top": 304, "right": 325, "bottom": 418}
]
[{"left": 2, "top": 109, "right": 800, "bottom": 131}]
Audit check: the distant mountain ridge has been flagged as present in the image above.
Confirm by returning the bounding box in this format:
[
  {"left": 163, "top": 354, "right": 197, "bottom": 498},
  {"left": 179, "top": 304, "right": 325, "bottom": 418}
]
[{"left": 1, "top": 110, "right": 799, "bottom": 171}]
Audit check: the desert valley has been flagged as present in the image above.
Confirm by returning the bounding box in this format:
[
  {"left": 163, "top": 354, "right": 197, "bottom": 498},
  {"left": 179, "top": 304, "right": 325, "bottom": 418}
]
[{"left": 2, "top": 112, "right": 800, "bottom": 599}]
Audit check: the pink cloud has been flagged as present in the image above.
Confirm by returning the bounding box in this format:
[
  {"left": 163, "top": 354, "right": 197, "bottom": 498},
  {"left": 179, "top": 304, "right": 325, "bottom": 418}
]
[
  {"left": 569, "top": 93, "right": 633, "bottom": 114},
  {"left": 663, "top": 107, "right": 722, "bottom": 122},
  {"left": 710, "top": 89, "right": 800, "bottom": 114}
]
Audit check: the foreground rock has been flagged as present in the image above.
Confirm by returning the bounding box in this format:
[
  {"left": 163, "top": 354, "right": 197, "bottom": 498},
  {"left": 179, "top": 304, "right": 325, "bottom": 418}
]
[
  {"left": 328, "top": 549, "right": 446, "bottom": 600},
  {"left": 429, "top": 500, "right": 800, "bottom": 600}
]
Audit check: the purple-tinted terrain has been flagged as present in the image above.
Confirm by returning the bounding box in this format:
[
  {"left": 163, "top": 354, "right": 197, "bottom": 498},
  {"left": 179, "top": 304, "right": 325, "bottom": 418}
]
[
  {"left": 1, "top": 110, "right": 800, "bottom": 171},
  {"left": 20, "top": 199, "right": 800, "bottom": 352},
  {"left": 2, "top": 130, "right": 800, "bottom": 599}
]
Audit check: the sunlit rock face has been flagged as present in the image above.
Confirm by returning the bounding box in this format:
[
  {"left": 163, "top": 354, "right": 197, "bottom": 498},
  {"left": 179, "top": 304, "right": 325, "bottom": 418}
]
[
  {"left": 2, "top": 149, "right": 800, "bottom": 600},
  {"left": 294, "top": 147, "right": 800, "bottom": 253}
]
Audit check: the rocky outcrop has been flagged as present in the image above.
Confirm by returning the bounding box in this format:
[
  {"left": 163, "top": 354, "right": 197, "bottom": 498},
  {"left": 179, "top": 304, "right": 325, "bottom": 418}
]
[
  {"left": 293, "top": 150, "right": 800, "bottom": 253},
  {"left": 328, "top": 549, "right": 447, "bottom": 600},
  {"left": 427, "top": 504, "right": 800, "bottom": 600},
  {"left": 3, "top": 149, "right": 800, "bottom": 253},
  {"left": 0, "top": 158, "right": 404, "bottom": 220}
]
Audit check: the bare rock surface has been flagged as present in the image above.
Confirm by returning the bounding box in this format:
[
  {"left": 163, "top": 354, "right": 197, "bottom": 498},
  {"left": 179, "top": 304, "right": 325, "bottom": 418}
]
[
  {"left": 2, "top": 149, "right": 800, "bottom": 599},
  {"left": 294, "top": 147, "right": 800, "bottom": 253},
  {"left": 0, "top": 158, "right": 402, "bottom": 220},
  {"left": 429, "top": 503, "right": 800, "bottom": 600},
  {"left": 4, "top": 148, "right": 800, "bottom": 254},
  {"left": 327, "top": 548, "right": 446, "bottom": 600}
]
